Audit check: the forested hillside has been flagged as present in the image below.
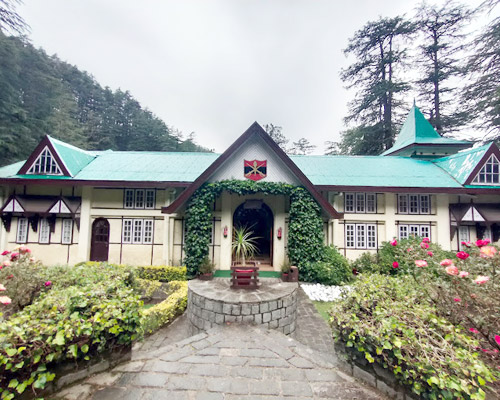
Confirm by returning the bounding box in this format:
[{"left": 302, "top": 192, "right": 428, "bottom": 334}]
[{"left": 0, "top": 31, "right": 208, "bottom": 167}]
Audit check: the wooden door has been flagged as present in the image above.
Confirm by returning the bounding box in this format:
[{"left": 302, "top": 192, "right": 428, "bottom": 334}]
[{"left": 90, "top": 218, "right": 110, "bottom": 261}]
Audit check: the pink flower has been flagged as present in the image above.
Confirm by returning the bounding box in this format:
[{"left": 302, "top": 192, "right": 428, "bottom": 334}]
[
  {"left": 480, "top": 246, "right": 497, "bottom": 258},
  {"left": 29, "top": 257, "right": 35, "bottom": 262},
  {"left": 420, "top": 242, "right": 429, "bottom": 249},
  {"left": 461, "top": 241, "right": 471, "bottom": 247},
  {"left": 6, "top": 274, "right": 13, "bottom": 279},
  {"left": 0, "top": 284, "right": 5, "bottom": 291},
  {"left": 475, "top": 239, "right": 486, "bottom": 247},
  {"left": 427, "top": 251, "right": 433, "bottom": 257},
  {"left": 470, "top": 328, "right": 479, "bottom": 333},
  {"left": 440, "top": 259, "right": 453, "bottom": 266},
  {"left": 392, "top": 261, "right": 399, "bottom": 268},
  {"left": 483, "top": 238, "right": 491, "bottom": 245},
  {"left": 422, "top": 237, "right": 430, "bottom": 243},
  {"left": 453, "top": 298, "right": 461, "bottom": 302},
  {"left": 44, "top": 281, "right": 52, "bottom": 287},
  {"left": 1, "top": 250, "right": 10, "bottom": 256},
  {"left": 390, "top": 239, "right": 397, "bottom": 246},
  {"left": 10, "top": 252, "right": 19, "bottom": 261},
  {"left": 2, "top": 260, "right": 10, "bottom": 267},
  {"left": 459, "top": 271, "right": 469, "bottom": 278},
  {"left": 474, "top": 276, "right": 490, "bottom": 284},
  {"left": 456, "top": 251, "right": 469, "bottom": 260},
  {"left": 415, "top": 260, "right": 428, "bottom": 268},
  {"left": 495, "top": 335, "right": 500, "bottom": 347},
  {"left": 0, "top": 296, "right": 11, "bottom": 305},
  {"left": 445, "top": 265, "right": 459, "bottom": 276}
]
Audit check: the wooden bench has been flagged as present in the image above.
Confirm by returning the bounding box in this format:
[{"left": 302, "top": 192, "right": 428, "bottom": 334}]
[{"left": 230, "top": 263, "right": 259, "bottom": 289}]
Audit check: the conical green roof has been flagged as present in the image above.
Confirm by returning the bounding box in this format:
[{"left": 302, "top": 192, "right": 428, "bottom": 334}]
[{"left": 381, "top": 105, "right": 470, "bottom": 156}]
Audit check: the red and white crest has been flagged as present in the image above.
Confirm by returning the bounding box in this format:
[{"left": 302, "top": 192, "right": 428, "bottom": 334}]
[{"left": 244, "top": 160, "right": 267, "bottom": 181}]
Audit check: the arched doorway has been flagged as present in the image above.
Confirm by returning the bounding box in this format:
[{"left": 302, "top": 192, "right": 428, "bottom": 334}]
[
  {"left": 233, "top": 201, "right": 273, "bottom": 265},
  {"left": 90, "top": 218, "right": 110, "bottom": 262}
]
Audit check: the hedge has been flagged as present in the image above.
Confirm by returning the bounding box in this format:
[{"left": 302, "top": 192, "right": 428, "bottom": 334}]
[
  {"left": 136, "top": 266, "right": 187, "bottom": 282},
  {"left": 141, "top": 281, "right": 188, "bottom": 334}
]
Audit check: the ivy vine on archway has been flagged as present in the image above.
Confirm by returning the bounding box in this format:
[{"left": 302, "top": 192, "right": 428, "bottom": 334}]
[{"left": 183, "top": 180, "right": 324, "bottom": 277}]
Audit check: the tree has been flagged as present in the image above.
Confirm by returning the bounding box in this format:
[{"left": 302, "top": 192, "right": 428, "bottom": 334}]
[
  {"left": 341, "top": 16, "right": 416, "bottom": 153},
  {"left": 289, "top": 138, "right": 316, "bottom": 155},
  {"left": 414, "top": 2, "right": 473, "bottom": 133},
  {"left": 0, "top": 0, "right": 28, "bottom": 34},
  {"left": 462, "top": 0, "right": 500, "bottom": 138},
  {"left": 263, "top": 123, "right": 289, "bottom": 152},
  {"left": 332, "top": 124, "right": 385, "bottom": 155}
]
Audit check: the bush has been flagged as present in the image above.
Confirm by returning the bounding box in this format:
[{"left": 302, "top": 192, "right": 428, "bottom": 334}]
[
  {"left": 350, "top": 252, "right": 381, "bottom": 275},
  {"left": 299, "top": 245, "right": 352, "bottom": 285},
  {"left": 136, "top": 278, "right": 162, "bottom": 300},
  {"left": 331, "top": 274, "right": 497, "bottom": 399},
  {"left": 0, "top": 267, "right": 142, "bottom": 399},
  {"left": 137, "top": 265, "right": 187, "bottom": 282},
  {"left": 141, "top": 281, "right": 188, "bottom": 334}
]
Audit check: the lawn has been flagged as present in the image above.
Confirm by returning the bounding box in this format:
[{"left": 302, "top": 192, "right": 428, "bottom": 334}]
[{"left": 313, "top": 301, "right": 334, "bottom": 322}]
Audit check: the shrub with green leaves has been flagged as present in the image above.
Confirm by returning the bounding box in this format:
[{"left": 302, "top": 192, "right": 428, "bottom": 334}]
[
  {"left": 137, "top": 265, "right": 187, "bottom": 282},
  {"left": 330, "top": 274, "right": 497, "bottom": 399},
  {"left": 299, "top": 245, "right": 352, "bottom": 285}
]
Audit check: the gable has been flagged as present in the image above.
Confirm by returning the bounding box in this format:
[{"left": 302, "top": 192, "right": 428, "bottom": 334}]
[
  {"left": 464, "top": 143, "right": 500, "bottom": 186},
  {"left": 49, "top": 199, "right": 71, "bottom": 214},
  {"left": 209, "top": 134, "right": 300, "bottom": 184},
  {"left": 26, "top": 146, "right": 63, "bottom": 175},
  {"left": 2, "top": 198, "right": 24, "bottom": 213}
]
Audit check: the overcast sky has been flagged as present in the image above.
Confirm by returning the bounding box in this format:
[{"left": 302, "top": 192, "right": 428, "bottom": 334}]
[{"left": 18, "top": 0, "right": 487, "bottom": 153}]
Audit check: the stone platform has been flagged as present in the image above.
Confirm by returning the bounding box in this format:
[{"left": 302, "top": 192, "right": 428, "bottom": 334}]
[{"left": 187, "top": 278, "right": 298, "bottom": 334}]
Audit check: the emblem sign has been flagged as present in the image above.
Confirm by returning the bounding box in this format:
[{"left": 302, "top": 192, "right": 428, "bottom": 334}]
[{"left": 244, "top": 159, "right": 267, "bottom": 181}]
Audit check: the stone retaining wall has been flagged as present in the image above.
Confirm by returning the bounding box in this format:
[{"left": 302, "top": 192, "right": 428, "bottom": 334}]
[{"left": 187, "top": 279, "right": 298, "bottom": 334}]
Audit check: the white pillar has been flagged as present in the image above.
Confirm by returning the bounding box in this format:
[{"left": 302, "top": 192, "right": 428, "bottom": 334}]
[
  {"left": 219, "top": 192, "right": 232, "bottom": 269},
  {"left": 77, "top": 186, "right": 93, "bottom": 262},
  {"left": 272, "top": 197, "right": 285, "bottom": 270}
]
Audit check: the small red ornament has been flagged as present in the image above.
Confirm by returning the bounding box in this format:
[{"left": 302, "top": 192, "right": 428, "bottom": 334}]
[
  {"left": 244, "top": 160, "right": 267, "bottom": 181},
  {"left": 277, "top": 227, "right": 282, "bottom": 240}
]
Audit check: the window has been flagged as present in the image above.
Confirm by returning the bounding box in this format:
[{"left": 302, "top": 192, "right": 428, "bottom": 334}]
[
  {"left": 39, "top": 218, "right": 50, "bottom": 244},
  {"left": 398, "top": 224, "right": 431, "bottom": 240},
  {"left": 473, "top": 154, "right": 500, "bottom": 184},
  {"left": 345, "top": 223, "right": 377, "bottom": 249},
  {"left": 16, "top": 218, "right": 28, "bottom": 243},
  {"left": 123, "top": 219, "right": 154, "bottom": 244},
  {"left": 27, "top": 147, "right": 62, "bottom": 175},
  {"left": 345, "top": 192, "right": 377, "bottom": 214},
  {"left": 124, "top": 189, "right": 155, "bottom": 209},
  {"left": 61, "top": 219, "right": 73, "bottom": 244},
  {"left": 398, "top": 194, "right": 431, "bottom": 215},
  {"left": 459, "top": 226, "right": 470, "bottom": 250}
]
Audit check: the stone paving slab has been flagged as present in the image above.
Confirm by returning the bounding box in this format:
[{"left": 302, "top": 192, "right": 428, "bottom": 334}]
[{"left": 53, "top": 324, "right": 385, "bottom": 400}]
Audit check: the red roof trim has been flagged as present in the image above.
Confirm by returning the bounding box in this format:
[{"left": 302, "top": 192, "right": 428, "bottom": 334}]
[
  {"left": 315, "top": 185, "right": 500, "bottom": 194},
  {"left": 464, "top": 143, "right": 500, "bottom": 185},
  {"left": 162, "top": 122, "right": 342, "bottom": 218},
  {"left": 0, "top": 178, "right": 190, "bottom": 188},
  {"left": 17, "top": 136, "right": 71, "bottom": 177}
]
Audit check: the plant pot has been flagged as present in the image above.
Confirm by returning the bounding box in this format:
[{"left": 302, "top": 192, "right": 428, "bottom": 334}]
[
  {"left": 281, "top": 272, "right": 289, "bottom": 282},
  {"left": 198, "top": 272, "right": 213, "bottom": 281}
]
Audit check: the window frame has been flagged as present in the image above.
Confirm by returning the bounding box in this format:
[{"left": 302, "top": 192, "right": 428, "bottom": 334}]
[
  {"left": 27, "top": 147, "right": 63, "bottom": 175},
  {"left": 345, "top": 223, "right": 377, "bottom": 249},
  {"left": 38, "top": 218, "right": 51, "bottom": 244},
  {"left": 123, "top": 189, "right": 156, "bottom": 210},
  {"left": 16, "top": 217, "right": 28, "bottom": 243},
  {"left": 61, "top": 219, "right": 73, "bottom": 244},
  {"left": 344, "top": 192, "right": 377, "bottom": 214},
  {"left": 472, "top": 154, "right": 500, "bottom": 185},
  {"left": 123, "top": 218, "right": 154, "bottom": 244},
  {"left": 398, "top": 224, "right": 431, "bottom": 240},
  {"left": 398, "top": 194, "right": 431, "bottom": 215}
]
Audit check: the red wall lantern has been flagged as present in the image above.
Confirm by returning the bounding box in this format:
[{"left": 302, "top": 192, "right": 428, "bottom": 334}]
[
  {"left": 223, "top": 226, "right": 228, "bottom": 238},
  {"left": 277, "top": 227, "right": 282, "bottom": 240}
]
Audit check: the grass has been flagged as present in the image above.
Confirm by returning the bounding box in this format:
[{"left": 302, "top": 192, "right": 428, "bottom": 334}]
[{"left": 313, "top": 301, "right": 335, "bottom": 322}]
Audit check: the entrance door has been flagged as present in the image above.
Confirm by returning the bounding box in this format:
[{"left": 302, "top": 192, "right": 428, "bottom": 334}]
[
  {"left": 90, "top": 218, "right": 110, "bottom": 261},
  {"left": 233, "top": 201, "right": 273, "bottom": 265}
]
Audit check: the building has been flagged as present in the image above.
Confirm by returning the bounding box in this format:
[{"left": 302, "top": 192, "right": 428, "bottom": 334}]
[{"left": 0, "top": 105, "right": 499, "bottom": 269}]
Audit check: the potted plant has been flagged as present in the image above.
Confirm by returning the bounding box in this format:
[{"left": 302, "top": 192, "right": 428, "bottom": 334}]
[
  {"left": 281, "top": 260, "right": 291, "bottom": 282},
  {"left": 231, "top": 226, "right": 259, "bottom": 266},
  {"left": 198, "top": 258, "right": 215, "bottom": 280}
]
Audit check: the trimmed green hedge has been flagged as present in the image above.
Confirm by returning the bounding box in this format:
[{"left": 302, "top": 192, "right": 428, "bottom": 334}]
[
  {"left": 141, "top": 281, "right": 188, "bottom": 334},
  {"left": 137, "top": 265, "right": 187, "bottom": 282},
  {"left": 0, "top": 265, "right": 142, "bottom": 399},
  {"left": 330, "top": 274, "right": 497, "bottom": 399}
]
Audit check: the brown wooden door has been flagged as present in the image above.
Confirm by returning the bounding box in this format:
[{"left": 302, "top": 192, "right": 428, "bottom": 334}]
[{"left": 90, "top": 218, "right": 110, "bottom": 262}]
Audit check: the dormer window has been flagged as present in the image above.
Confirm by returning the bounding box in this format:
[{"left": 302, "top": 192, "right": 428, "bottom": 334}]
[
  {"left": 27, "top": 147, "right": 63, "bottom": 175},
  {"left": 473, "top": 154, "right": 500, "bottom": 185}
]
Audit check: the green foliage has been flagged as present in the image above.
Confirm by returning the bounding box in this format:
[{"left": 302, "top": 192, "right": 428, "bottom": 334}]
[
  {"left": 141, "top": 281, "right": 188, "bottom": 334},
  {"left": 231, "top": 226, "right": 259, "bottom": 265},
  {"left": 198, "top": 258, "right": 215, "bottom": 275},
  {"left": 331, "top": 274, "right": 497, "bottom": 399},
  {"left": 136, "top": 278, "right": 162, "bottom": 300},
  {"left": 0, "top": 264, "right": 142, "bottom": 399},
  {"left": 184, "top": 180, "right": 324, "bottom": 277},
  {"left": 300, "top": 245, "right": 352, "bottom": 285},
  {"left": 350, "top": 252, "right": 380, "bottom": 274},
  {"left": 136, "top": 265, "right": 187, "bottom": 282}
]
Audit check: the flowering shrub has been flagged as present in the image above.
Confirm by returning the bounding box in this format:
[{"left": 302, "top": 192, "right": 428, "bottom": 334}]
[{"left": 330, "top": 275, "right": 497, "bottom": 399}]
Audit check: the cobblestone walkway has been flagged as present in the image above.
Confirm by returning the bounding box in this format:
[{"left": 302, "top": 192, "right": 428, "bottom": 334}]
[{"left": 56, "top": 325, "right": 384, "bottom": 400}]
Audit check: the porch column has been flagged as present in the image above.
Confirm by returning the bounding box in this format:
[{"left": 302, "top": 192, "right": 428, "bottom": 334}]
[
  {"left": 219, "top": 192, "right": 232, "bottom": 269},
  {"left": 77, "top": 186, "right": 93, "bottom": 262},
  {"left": 272, "top": 197, "right": 285, "bottom": 270}
]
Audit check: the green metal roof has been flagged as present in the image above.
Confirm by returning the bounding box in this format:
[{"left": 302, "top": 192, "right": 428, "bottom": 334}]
[
  {"left": 49, "top": 136, "right": 96, "bottom": 176},
  {"left": 431, "top": 143, "right": 491, "bottom": 184},
  {"left": 381, "top": 105, "right": 470, "bottom": 156},
  {"left": 290, "top": 155, "right": 462, "bottom": 188}
]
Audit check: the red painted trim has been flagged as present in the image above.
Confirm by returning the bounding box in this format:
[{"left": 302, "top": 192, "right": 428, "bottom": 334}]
[
  {"left": 463, "top": 143, "right": 500, "bottom": 185},
  {"left": 384, "top": 141, "right": 472, "bottom": 156},
  {"left": 161, "top": 122, "right": 342, "bottom": 218},
  {"left": 18, "top": 136, "right": 72, "bottom": 176},
  {"left": 0, "top": 178, "right": 190, "bottom": 188},
  {"left": 315, "top": 185, "right": 500, "bottom": 195}
]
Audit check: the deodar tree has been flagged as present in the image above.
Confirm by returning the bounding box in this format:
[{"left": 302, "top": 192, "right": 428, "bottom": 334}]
[
  {"left": 340, "top": 16, "right": 416, "bottom": 154},
  {"left": 415, "top": 2, "right": 473, "bottom": 133}
]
